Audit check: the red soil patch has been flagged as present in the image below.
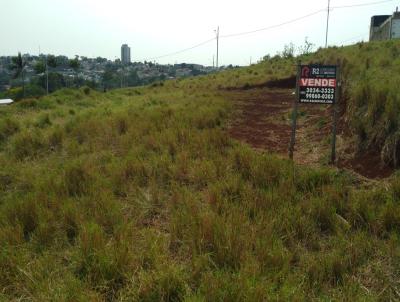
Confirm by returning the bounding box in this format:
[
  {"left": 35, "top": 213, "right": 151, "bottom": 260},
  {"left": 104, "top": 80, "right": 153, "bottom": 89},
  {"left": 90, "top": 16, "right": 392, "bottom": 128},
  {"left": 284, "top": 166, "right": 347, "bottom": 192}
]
[
  {"left": 227, "top": 89, "right": 292, "bottom": 153},
  {"left": 225, "top": 76, "right": 297, "bottom": 91},
  {"left": 338, "top": 151, "right": 393, "bottom": 179},
  {"left": 225, "top": 86, "right": 394, "bottom": 179}
]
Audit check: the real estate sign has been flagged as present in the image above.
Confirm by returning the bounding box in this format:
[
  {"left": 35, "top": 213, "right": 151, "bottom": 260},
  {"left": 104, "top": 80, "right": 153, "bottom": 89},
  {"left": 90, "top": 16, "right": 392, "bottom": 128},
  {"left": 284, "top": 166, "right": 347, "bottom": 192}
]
[
  {"left": 298, "top": 65, "right": 337, "bottom": 104},
  {"left": 290, "top": 63, "right": 341, "bottom": 164}
]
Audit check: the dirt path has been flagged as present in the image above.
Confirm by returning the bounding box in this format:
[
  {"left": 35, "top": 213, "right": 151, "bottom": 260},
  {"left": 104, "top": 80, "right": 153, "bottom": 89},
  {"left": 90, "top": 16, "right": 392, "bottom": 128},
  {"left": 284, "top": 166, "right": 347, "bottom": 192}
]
[{"left": 225, "top": 86, "right": 393, "bottom": 179}]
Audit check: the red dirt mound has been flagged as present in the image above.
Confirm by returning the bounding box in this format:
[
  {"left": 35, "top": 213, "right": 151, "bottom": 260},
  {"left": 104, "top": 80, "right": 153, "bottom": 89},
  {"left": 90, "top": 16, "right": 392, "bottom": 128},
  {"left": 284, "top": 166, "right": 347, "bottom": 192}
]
[
  {"left": 225, "top": 87, "right": 394, "bottom": 179},
  {"left": 228, "top": 89, "right": 292, "bottom": 152},
  {"left": 338, "top": 151, "right": 393, "bottom": 179},
  {"left": 224, "top": 76, "right": 296, "bottom": 91},
  {"left": 265, "top": 76, "right": 296, "bottom": 89}
]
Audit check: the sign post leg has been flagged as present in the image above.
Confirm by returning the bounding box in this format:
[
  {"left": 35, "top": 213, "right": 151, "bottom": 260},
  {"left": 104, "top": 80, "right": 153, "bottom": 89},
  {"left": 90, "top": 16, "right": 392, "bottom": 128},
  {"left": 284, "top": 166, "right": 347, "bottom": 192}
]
[
  {"left": 330, "top": 65, "right": 340, "bottom": 164},
  {"left": 331, "top": 100, "right": 338, "bottom": 164},
  {"left": 289, "top": 63, "right": 301, "bottom": 160}
]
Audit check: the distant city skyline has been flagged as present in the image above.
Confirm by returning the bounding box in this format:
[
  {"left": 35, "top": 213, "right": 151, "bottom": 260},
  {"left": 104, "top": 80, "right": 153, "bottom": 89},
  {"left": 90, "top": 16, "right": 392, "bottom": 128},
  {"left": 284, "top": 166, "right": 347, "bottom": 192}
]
[{"left": 0, "top": 0, "right": 397, "bottom": 66}]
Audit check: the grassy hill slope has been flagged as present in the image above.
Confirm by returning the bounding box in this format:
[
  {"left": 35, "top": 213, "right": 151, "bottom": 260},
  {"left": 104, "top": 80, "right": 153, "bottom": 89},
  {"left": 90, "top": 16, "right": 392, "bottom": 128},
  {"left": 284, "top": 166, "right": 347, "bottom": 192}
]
[
  {"left": 0, "top": 41, "right": 400, "bottom": 301},
  {"left": 205, "top": 40, "right": 400, "bottom": 167}
]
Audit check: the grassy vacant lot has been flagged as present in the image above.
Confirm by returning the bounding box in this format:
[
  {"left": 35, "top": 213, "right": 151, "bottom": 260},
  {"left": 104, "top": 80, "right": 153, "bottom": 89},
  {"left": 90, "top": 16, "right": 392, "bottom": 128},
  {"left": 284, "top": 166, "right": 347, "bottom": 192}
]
[
  {"left": 1, "top": 41, "right": 400, "bottom": 301},
  {"left": 205, "top": 39, "right": 400, "bottom": 167}
]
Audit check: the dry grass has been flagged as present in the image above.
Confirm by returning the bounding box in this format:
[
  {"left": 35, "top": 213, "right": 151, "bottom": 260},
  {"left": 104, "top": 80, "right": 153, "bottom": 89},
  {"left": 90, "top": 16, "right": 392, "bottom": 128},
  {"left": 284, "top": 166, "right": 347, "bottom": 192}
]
[{"left": 0, "top": 41, "right": 400, "bottom": 301}]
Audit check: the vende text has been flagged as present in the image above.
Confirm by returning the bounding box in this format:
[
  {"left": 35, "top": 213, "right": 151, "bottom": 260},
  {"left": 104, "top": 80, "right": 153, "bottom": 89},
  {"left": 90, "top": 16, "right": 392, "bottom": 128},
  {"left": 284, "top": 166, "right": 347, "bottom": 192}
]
[{"left": 300, "top": 79, "right": 336, "bottom": 87}]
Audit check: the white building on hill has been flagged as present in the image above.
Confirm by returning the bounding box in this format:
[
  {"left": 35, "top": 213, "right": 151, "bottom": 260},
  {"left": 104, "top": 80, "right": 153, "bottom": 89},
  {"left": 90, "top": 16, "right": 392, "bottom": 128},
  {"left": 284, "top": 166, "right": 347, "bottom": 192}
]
[{"left": 370, "top": 8, "right": 400, "bottom": 41}]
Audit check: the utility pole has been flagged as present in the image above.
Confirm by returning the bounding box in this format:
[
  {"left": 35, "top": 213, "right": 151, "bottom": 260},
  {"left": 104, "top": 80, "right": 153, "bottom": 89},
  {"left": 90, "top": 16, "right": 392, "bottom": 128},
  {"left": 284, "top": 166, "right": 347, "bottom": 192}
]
[
  {"left": 215, "top": 26, "right": 219, "bottom": 68},
  {"left": 213, "top": 55, "right": 215, "bottom": 68},
  {"left": 325, "top": 0, "right": 331, "bottom": 48},
  {"left": 46, "top": 55, "right": 49, "bottom": 95}
]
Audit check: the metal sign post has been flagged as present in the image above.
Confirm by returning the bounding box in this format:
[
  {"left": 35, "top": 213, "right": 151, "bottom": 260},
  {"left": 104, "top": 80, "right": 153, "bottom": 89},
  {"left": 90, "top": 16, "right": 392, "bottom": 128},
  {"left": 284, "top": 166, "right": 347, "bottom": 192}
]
[
  {"left": 289, "top": 63, "right": 301, "bottom": 160},
  {"left": 331, "top": 65, "right": 341, "bottom": 164}
]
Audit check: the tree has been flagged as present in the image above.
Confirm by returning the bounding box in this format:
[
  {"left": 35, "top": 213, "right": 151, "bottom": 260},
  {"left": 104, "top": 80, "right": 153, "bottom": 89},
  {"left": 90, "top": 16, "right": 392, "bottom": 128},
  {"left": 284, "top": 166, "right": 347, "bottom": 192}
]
[
  {"left": 10, "top": 52, "right": 27, "bottom": 97},
  {"left": 126, "top": 70, "right": 140, "bottom": 87},
  {"left": 55, "top": 55, "right": 69, "bottom": 66},
  {"left": 69, "top": 57, "right": 80, "bottom": 70},
  {"left": 35, "top": 72, "right": 65, "bottom": 93},
  {"left": 0, "top": 70, "right": 9, "bottom": 90},
  {"left": 96, "top": 57, "right": 107, "bottom": 63},
  {"left": 69, "top": 56, "right": 80, "bottom": 87},
  {"left": 45, "top": 55, "right": 58, "bottom": 94},
  {"left": 47, "top": 55, "right": 57, "bottom": 68},
  {"left": 101, "top": 69, "right": 115, "bottom": 90},
  {"left": 48, "top": 72, "right": 65, "bottom": 92},
  {"left": 282, "top": 43, "right": 295, "bottom": 59},
  {"left": 263, "top": 54, "right": 271, "bottom": 62},
  {"left": 298, "top": 37, "right": 315, "bottom": 55},
  {"left": 34, "top": 61, "right": 46, "bottom": 74},
  {"left": 34, "top": 55, "right": 60, "bottom": 94}
]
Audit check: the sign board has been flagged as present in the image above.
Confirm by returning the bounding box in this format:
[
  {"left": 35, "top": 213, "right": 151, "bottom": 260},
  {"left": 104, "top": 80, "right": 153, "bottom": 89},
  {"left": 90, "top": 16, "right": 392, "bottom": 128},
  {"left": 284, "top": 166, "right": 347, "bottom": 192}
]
[
  {"left": 298, "top": 65, "right": 337, "bottom": 104},
  {"left": 290, "top": 63, "right": 341, "bottom": 164}
]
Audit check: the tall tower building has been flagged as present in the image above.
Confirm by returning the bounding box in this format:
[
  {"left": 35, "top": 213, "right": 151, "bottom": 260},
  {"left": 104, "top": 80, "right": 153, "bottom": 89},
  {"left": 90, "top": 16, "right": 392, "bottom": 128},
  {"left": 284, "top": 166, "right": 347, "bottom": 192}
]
[{"left": 121, "top": 44, "right": 131, "bottom": 64}]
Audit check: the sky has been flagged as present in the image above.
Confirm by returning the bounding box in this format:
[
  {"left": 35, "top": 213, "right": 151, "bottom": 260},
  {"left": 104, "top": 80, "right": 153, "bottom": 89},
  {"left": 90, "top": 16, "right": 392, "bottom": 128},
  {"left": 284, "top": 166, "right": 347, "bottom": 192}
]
[{"left": 0, "top": 0, "right": 397, "bottom": 66}]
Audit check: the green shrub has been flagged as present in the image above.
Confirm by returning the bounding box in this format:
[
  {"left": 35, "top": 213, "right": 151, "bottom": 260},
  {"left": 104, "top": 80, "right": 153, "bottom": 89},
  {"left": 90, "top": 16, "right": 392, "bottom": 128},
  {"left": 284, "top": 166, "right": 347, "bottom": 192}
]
[
  {"left": 63, "top": 161, "right": 92, "bottom": 196},
  {"left": 10, "top": 130, "right": 46, "bottom": 160},
  {"left": 115, "top": 115, "right": 129, "bottom": 135},
  {"left": 17, "top": 98, "right": 38, "bottom": 109},
  {"left": 35, "top": 113, "right": 52, "bottom": 128},
  {"left": 82, "top": 86, "right": 91, "bottom": 95},
  {"left": 48, "top": 126, "right": 64, "bottom": 150},
  {"left": 61, "top": 202, "right": 80, "bottom": 242},
  {"left": 309, "top": 197, "right": 337, "bottom": 234},
  {"left": 3, "top": 197, "right": 39, "bottom": 240},
  {"left": 74, "top": 222, "right": 132, "bottom": 297},
  {"left": 380, "top": 201, "right": 400, "bottom": 234},
  {"left": 296, "top": 168, "right": 333, "bottom": 192},
  {"left": 135, "top": 265, "right": 188, "bottom": 302},
  {"left": 0, "top": 118, "right": 20, "bottom": 143}
]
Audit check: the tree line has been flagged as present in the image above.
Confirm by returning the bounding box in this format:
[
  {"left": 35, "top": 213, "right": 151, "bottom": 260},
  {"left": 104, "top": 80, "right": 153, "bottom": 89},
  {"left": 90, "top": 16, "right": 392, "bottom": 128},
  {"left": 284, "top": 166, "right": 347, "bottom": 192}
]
[{"left": 1, "top": 53, "right": 144, "bottom": 100}]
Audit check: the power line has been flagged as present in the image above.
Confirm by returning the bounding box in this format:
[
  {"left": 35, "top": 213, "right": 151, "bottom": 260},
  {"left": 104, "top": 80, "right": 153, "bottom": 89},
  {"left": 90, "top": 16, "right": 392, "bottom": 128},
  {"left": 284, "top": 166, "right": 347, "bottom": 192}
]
[
  {"left": 142, "top": 9, "right": 326, "bottom": 61},
  {"left": 146, "top": 37, "right": 215, "bottom": 61},
  {"left": 219, "top": 9, "right": 325, "bottom": 39},
  {"left": 338, "top": 33, "right": 368, "bottom": 44},
  {"left": 220, "top": 0, "right": 394, "bottom": 39},
  {"left": 331, "top": 0, "right": 393, "bottom": 9},
  {"left": 142, "top": 0, "right": 394, "bottom": 62}
]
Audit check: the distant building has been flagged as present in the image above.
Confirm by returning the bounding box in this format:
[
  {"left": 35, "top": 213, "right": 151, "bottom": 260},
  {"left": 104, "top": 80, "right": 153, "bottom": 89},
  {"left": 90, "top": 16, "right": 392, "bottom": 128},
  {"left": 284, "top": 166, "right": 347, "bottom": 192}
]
[
  {"left": 121, "top": 44, "right": 131, "bottom": 64},
  {"left": 370, "top": 8, "right": 400, "bottom": 41}
]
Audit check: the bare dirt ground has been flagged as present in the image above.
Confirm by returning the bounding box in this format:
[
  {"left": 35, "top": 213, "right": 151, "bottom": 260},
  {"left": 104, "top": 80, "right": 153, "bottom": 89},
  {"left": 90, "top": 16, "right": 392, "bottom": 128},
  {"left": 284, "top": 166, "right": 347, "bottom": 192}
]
[{"left": 224, "top": 85, "right": 393, "bottom": 179}]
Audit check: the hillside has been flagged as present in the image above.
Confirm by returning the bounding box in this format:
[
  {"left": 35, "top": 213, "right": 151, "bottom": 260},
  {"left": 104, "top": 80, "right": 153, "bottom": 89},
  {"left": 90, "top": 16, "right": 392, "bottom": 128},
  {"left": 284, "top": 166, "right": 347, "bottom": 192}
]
[
  {"left": 1, "top": 41, "right": 400, "bottom": 301},
  {"left": 209, "top": 40, "right": 400, "bottom": 172}
]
